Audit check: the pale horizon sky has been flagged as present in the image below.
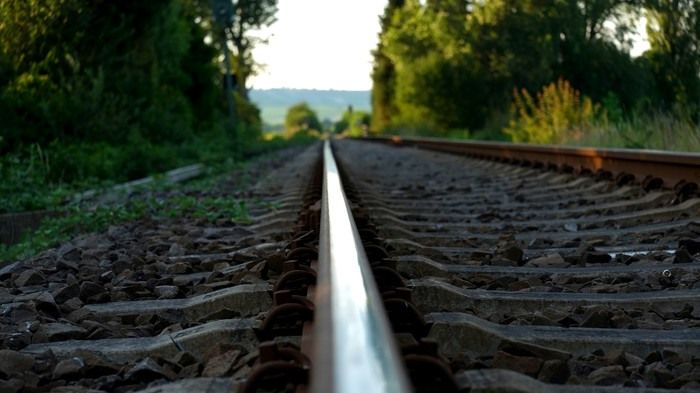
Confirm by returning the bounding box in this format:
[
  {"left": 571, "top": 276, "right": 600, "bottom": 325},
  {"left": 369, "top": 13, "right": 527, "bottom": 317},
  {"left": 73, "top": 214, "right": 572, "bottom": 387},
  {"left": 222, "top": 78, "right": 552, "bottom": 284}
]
[
  {"left": 249, "top": 1, "right": 651, "bottom": 91},
  {"left": 249, "top": 0, "right": 386, "bottom": 91}
]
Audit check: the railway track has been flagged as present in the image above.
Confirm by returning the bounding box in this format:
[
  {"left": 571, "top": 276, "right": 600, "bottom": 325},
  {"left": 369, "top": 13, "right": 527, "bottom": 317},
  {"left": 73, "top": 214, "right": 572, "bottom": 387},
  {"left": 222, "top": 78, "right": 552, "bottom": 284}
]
[{"left": 1, "top": 137, "right": 700, "bottom": 392}]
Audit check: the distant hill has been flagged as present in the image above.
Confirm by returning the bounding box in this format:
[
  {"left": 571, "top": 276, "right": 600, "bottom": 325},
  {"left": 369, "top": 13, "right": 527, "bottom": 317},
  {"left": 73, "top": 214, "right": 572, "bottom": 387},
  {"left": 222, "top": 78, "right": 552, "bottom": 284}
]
[{"left": 249, "top": 89, "right": 371, "bottom": 127}]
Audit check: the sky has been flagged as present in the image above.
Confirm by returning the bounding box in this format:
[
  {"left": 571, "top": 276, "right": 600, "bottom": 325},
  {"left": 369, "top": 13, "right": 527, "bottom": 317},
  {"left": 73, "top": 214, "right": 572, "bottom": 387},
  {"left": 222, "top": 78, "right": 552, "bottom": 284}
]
[{"left": 249, "top": 0, "right": 386, "bottom": 91}]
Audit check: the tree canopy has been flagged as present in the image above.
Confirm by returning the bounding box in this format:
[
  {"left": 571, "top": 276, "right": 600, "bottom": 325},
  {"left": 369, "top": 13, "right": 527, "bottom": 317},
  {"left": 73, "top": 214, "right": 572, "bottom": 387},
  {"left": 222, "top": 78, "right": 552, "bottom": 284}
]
[
  {"left": 334, "top": 107, "right": 371, "bottom": 136},
  {"left": 0, "top": 0, "right": 276, "bottom": 148},
  {"left": 284, "top": 102, "right": 322, "bottom": 137},
  {"left": 229, "top": 0, "right": 278, "bottom": 97},
  {"left": 0, "top": 0, "right": 277, "bottom": 180},
  {"left": 371, "top": 0, "right": 700, "bottom": 134}
]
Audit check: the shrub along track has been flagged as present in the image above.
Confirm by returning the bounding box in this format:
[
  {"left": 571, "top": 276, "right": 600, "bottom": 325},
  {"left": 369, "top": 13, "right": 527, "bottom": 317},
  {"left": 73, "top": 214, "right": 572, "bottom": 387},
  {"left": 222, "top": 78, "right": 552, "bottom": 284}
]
[{"left": 333, "top": 138, "right": 700, "bottom": 392}]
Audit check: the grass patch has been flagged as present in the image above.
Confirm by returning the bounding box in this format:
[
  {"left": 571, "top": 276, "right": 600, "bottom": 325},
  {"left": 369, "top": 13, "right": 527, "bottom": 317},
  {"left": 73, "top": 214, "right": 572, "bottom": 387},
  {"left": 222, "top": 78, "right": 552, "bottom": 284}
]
[
  {"left": 574, "top": 112, "right": 700, "bottom": 151},
  {"left": 1, "top": 131, "right": 317, "bottom": 215},
  {"left": 0, "top": 194, "right": 251, "bottom": 263},
  {"left": 0, "top": 145, "right": 95, "bottom": 214}
]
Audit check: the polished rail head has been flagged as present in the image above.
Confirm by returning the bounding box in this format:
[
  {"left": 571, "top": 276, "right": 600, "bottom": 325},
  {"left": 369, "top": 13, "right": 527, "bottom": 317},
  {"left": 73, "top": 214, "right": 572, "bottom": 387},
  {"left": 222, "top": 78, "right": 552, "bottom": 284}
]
[{"left": 312, "top": 140, "right": 413, "bottom": 393}]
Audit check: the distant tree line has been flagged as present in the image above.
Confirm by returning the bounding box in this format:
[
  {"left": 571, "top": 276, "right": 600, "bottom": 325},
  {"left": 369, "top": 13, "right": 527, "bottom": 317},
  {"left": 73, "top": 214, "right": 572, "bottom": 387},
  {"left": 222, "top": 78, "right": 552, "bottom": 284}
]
[
  {"left": 283, "top": 102, "right": 372, "bottom": 138},
  {"left": 371, "top": 0, "right": 700, "bottom": 135},
  {"left": 0, "top": 0, "right": 276, "bottom": 180}
]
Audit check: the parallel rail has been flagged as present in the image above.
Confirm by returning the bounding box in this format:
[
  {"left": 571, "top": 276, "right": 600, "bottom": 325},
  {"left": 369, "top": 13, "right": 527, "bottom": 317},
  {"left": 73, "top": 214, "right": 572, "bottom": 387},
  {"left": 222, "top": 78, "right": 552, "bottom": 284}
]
[{"left": 364, "top": 136, "right": 700, "bottom": 190}]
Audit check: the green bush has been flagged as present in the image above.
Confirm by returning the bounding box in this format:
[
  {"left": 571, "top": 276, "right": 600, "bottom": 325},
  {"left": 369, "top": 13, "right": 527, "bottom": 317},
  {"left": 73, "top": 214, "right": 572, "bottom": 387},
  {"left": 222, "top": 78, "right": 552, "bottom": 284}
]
[
  {"left": 284, "top": 102, "right": 323, "bottom": 137},
  {"left": 505, "top": 79, "right": 602, "bottom": 144},
  {"left": 334, "top": 108, "right": 371, "bottom": 136}
]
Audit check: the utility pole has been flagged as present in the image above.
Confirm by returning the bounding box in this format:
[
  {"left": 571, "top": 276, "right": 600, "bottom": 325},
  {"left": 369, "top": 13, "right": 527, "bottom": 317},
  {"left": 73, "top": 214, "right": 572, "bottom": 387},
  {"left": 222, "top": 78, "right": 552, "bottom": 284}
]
[{"left": 211, "top": 0, "right": 238, "bottom": 155}]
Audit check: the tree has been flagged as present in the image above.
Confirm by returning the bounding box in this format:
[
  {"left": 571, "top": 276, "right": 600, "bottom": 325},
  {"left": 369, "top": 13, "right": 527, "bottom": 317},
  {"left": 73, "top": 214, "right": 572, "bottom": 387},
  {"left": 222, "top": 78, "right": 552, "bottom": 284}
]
[
  {"left": 334, "top": 107, "right": 371, "bottom": 136},
  {"left": 467, "top": 0, "right": 555, "bottom": 110},
  {"left": 229, "top": 0, "right": 277, "bottom": 98},
  {"left": 645, "top": 0, "right": 700, "bottom": 110},
  {"left": 550, "top": 0, "right": 653, "bottom": 109},
  {"left": 371, "top": 0, "right": 405, "bottom": 132},
  {"left": 380, "top": 0, "right": 489, "bottom": 131},
  {"left": 371, "top": 0, "right": 663, "bottom": 133},
  {"left": 284, "top": 102, "right": 322, "bottom": 137},
  {"left": 0, "top": 0, "right": 213, "bottom": 148}
]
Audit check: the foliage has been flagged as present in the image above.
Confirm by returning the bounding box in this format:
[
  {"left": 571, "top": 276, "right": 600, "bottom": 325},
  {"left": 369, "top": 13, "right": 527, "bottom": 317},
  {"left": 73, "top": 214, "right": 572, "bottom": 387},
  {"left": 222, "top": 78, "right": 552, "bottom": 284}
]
[
  {"left": 228, "top": 0, "right": 278, "bottom": 97},
  {"left": 334, "top": 108, "right": 371, "bottom": 136},
  {"left": 0, "top": 0, "right": 278, "bottom": 213},
  {"left": 378, "top": 0, "right": 487, "bottom": 132},
  {"left": 645, "top": 0, "right": 700, "bottom": 111},
  {"left": 0, "top": 120, "right": 266, "bottom": 214},
  {"left": 0, "top": 123, "right": 312, "bottom": 219},
  {"left": 371, "top": 0, "right": 700, "bottom": 136},
  {"left": 505, "top": 79, "right": 601, "bottom": 144},
  {"left": 235, "top": 93, "right": 264, "bottom": 150},
  {"left": 0, "top": 0, "right": 218, "bottom": 150},
  {"left": 0, "top": 0, "right": 273, "bottom": 156},
  {"left": 371, "top": 0, "right": 404, "bottom": 132},
  {"left": 284, "top": 102, "right": 323, "bottom": 137}
]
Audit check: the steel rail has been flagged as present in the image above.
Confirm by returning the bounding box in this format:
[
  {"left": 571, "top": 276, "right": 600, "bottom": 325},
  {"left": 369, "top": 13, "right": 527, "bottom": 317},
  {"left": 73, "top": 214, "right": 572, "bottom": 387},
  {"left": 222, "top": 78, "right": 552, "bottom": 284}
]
[
  {"left": 363, "top": 136, "right": 700, "bottom": 189},
  {"left": 311, "top": 140, "right": 413, "bottom": 393}
]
